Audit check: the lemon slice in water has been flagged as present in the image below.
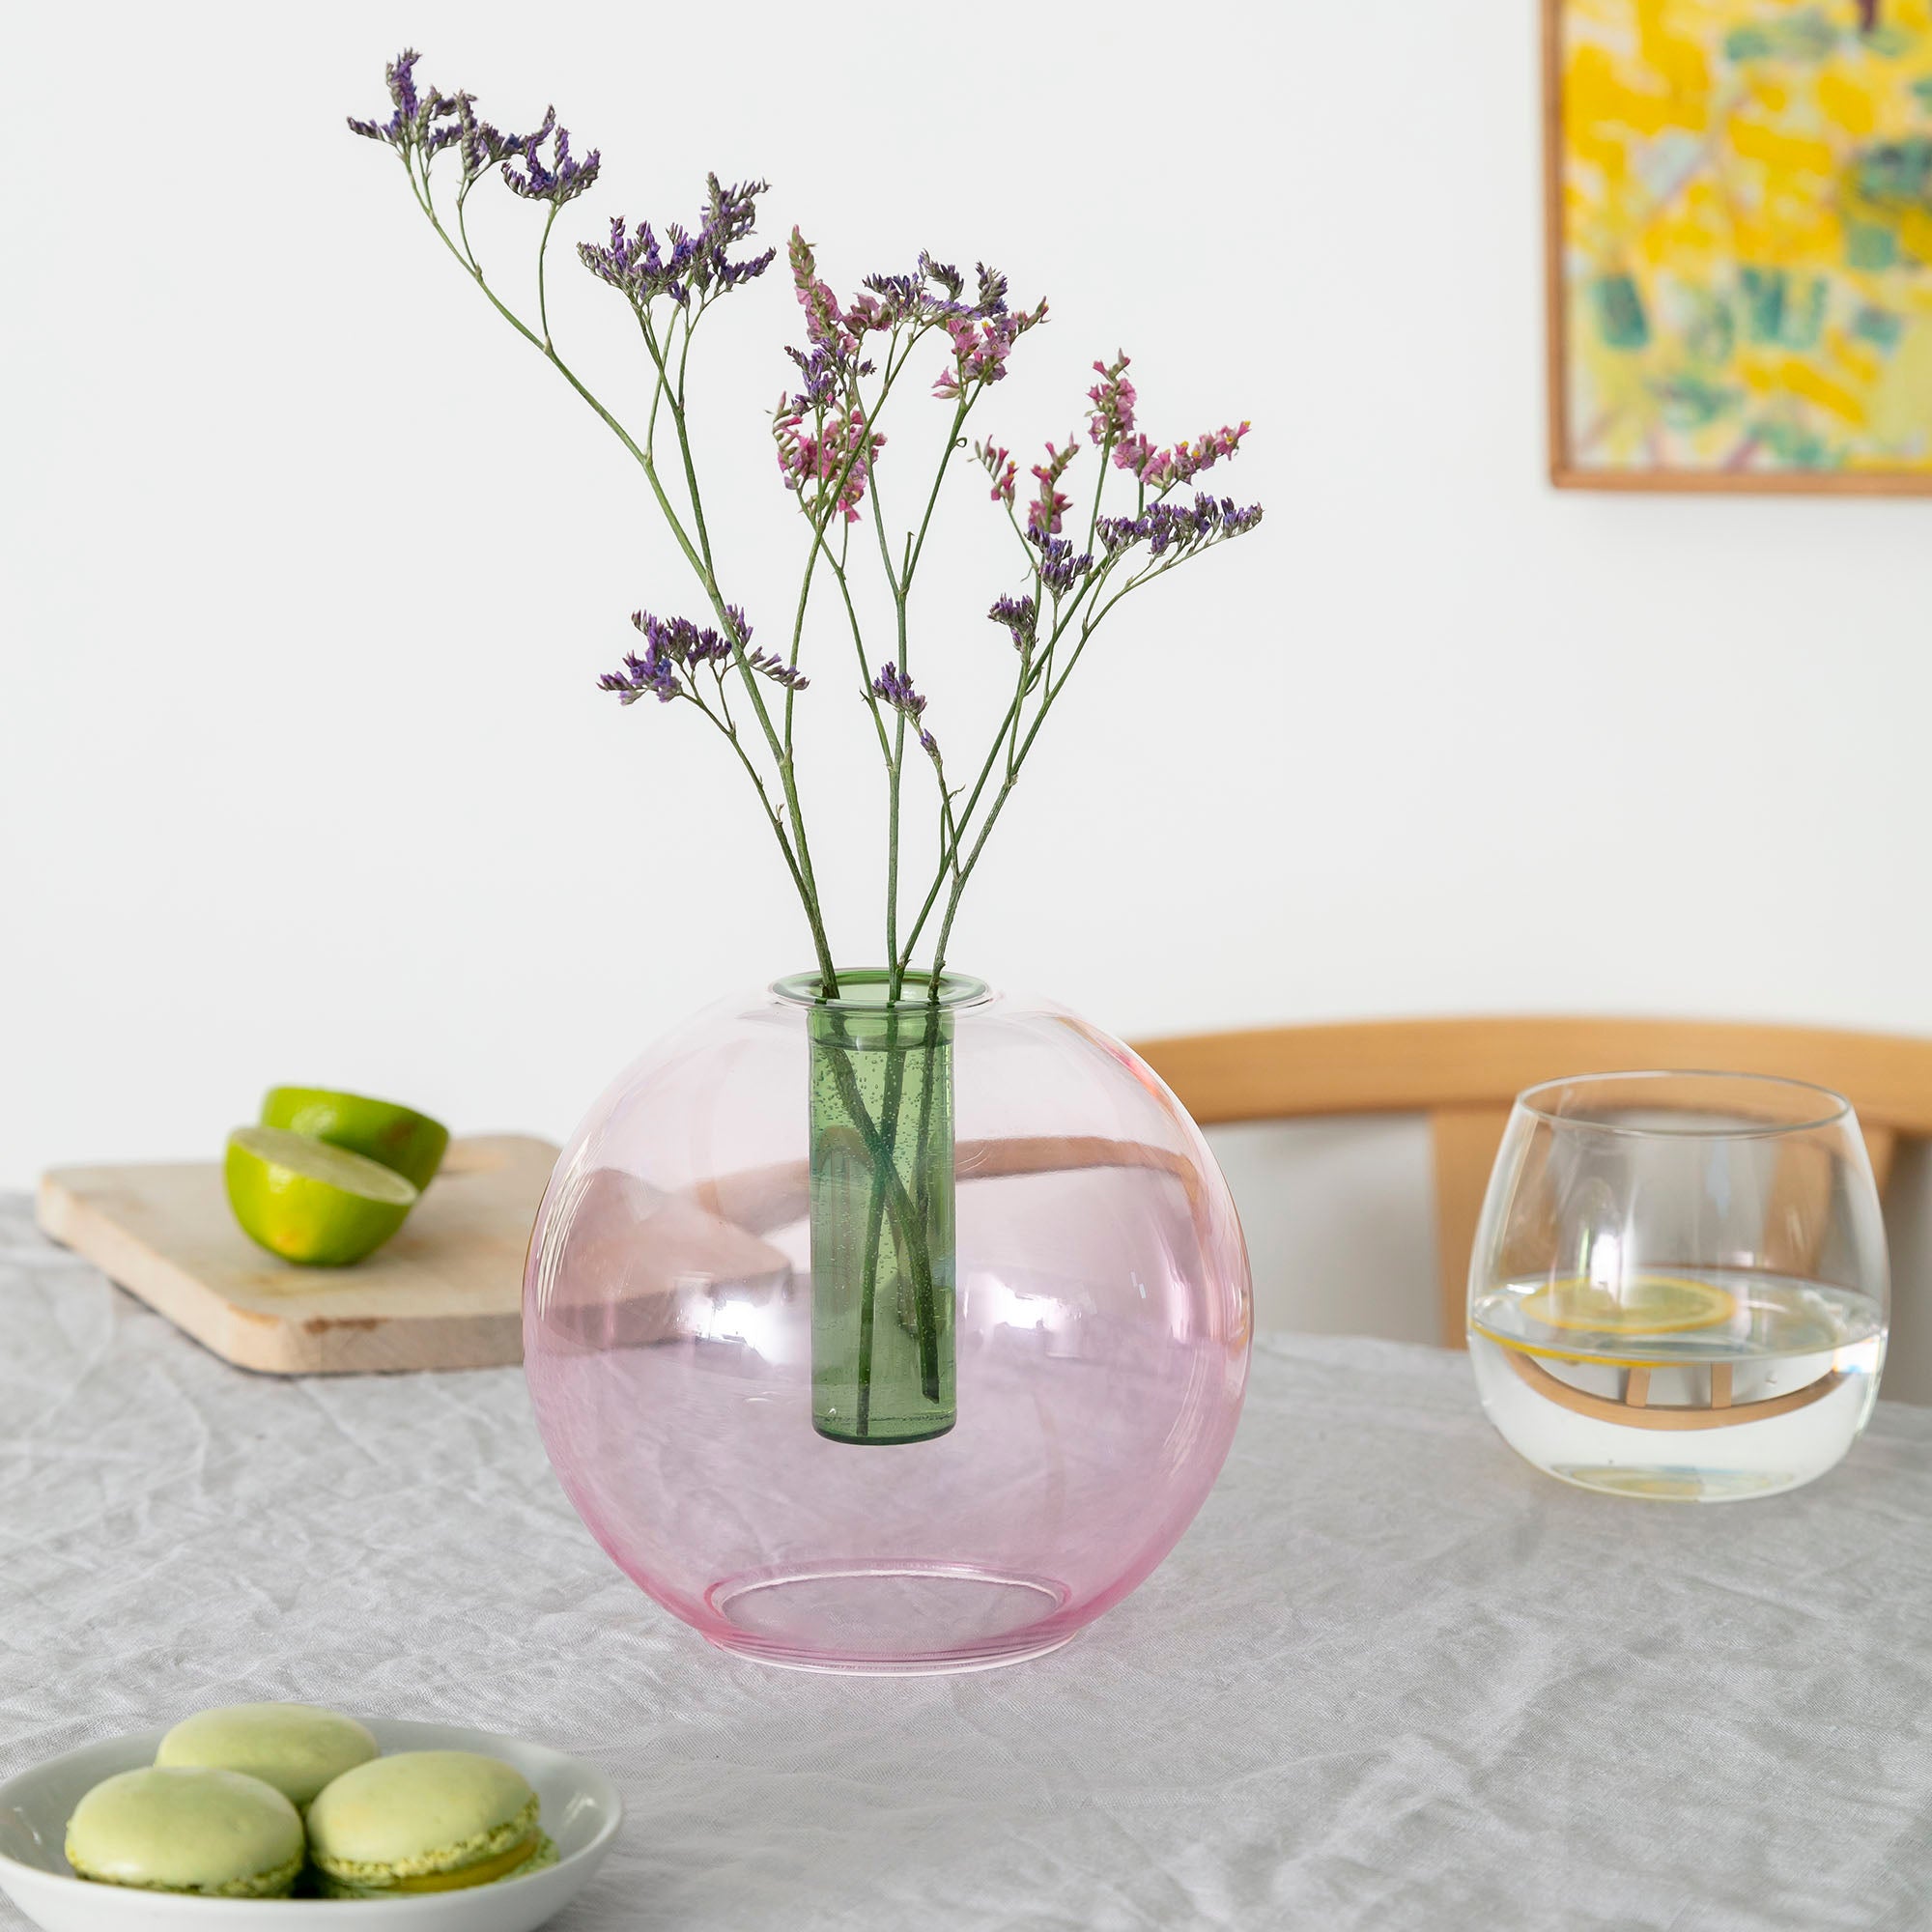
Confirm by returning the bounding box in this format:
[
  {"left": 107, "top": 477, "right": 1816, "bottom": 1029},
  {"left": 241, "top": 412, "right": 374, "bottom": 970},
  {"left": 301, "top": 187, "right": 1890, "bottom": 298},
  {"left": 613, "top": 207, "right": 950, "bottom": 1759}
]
[{"left": 1519, "top": 1273, "right": 1737, "bottom": 1336}]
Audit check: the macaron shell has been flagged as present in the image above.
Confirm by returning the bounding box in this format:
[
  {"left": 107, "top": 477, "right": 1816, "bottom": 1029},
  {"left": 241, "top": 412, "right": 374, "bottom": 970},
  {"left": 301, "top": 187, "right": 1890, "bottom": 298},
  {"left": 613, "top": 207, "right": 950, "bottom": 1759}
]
[
  {"left": 316, "top": 1831, "right": 559, "bottom": 1898},
  {"left": 307, "top": 1749, "right": 539, "bottom": 1883},
  {"left": 156, "top": 1702, "right": 379, "bottom": 1809},
  {"left": 64, "top": 1767, "right": 303, "bottom": 1896}
]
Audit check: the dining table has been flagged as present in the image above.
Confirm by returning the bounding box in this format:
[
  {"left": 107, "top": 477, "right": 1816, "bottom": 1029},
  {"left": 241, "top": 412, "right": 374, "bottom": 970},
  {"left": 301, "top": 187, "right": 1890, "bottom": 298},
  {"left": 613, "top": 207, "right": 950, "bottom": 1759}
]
[{"left": 3, "top": 1189, "right": 1930, "bottom": 1931}]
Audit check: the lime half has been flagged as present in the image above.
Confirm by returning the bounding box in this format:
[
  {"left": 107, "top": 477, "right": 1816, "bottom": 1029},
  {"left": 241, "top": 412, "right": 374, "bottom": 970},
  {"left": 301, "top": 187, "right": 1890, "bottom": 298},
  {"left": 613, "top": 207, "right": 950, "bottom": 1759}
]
[
  {"left": 1519, "top": 1273, "right": 1738, "bottom": 1336},
  {"left": 260, "top": 1088, "right": 449, "bottom": 1191},
  {"left": 225, "top": 1125, "right": 419, "bottom": 1267}
]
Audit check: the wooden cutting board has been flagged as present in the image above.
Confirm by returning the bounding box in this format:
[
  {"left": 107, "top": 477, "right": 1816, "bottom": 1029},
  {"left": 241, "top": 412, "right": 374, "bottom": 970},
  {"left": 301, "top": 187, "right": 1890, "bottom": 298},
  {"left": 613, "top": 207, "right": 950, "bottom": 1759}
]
[{"left": 34, "top": 1135, "right": 560, "bottom": 1376}]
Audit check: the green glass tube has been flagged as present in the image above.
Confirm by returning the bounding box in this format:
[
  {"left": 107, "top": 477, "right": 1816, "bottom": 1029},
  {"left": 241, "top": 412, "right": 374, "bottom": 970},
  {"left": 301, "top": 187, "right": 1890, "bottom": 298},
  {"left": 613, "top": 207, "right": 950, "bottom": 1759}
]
[{"left": 780, "top": 971, "right": 978, "bottom": 1445}]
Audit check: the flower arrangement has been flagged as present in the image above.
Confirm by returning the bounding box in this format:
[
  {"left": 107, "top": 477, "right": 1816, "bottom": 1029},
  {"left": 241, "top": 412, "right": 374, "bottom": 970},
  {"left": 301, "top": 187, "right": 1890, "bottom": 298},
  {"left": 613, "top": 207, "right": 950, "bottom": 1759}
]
[
  {"left": 349, "top": 50, "right": 1263, "bottom": 1448},
  {"left": 347, "top": 50, "right": 1262, "bottom": 1005}
]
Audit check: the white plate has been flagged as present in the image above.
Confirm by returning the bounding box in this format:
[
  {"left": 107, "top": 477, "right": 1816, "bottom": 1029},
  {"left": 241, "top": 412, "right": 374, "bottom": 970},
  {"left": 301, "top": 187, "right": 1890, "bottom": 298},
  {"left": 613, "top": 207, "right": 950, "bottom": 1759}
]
[{"left": 0, "top": 1719, "right": 621, "bottom": 1932}]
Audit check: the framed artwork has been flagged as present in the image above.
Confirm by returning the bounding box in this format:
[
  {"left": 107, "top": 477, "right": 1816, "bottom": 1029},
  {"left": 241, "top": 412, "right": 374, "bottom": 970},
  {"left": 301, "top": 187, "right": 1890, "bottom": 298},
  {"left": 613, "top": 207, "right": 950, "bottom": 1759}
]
[{"left": 1545, "top": 0, "right": 1932, "bottom": 493}]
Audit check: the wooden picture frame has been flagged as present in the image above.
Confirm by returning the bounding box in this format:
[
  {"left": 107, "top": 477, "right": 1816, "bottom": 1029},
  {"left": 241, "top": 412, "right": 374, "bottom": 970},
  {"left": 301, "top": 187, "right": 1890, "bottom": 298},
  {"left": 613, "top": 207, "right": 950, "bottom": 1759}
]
[{"left": 1544, "top": 0, "right": 1932, "bottom": 495}]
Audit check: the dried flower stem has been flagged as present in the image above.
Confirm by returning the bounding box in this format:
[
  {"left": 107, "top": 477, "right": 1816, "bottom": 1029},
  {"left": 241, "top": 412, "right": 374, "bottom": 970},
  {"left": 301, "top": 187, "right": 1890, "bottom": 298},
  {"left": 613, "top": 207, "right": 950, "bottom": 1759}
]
[{"left": 347, "top": 51, "right": 1261, "bottom": 1008}]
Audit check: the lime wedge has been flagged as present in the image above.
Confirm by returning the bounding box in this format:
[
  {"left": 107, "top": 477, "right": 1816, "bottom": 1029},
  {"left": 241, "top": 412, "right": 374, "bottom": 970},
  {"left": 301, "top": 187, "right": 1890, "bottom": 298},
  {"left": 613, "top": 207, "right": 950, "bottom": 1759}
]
[
  {"left": 260, "top": 1088, "right": 449, "bottom": 1191},
  {"left": 1519, "top": 1273, "right": 1738, "bottom": 1336},
  {"left": 225, "top": 1125, "right": 419, "bottom": 1267}
]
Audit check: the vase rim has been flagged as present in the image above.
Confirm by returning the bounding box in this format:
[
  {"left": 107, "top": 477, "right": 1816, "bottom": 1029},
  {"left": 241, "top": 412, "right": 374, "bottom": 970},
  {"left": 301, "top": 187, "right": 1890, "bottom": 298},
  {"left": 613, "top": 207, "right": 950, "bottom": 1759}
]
[{"left": 771, "top": 968, "right": 992, "bottom": 1012}]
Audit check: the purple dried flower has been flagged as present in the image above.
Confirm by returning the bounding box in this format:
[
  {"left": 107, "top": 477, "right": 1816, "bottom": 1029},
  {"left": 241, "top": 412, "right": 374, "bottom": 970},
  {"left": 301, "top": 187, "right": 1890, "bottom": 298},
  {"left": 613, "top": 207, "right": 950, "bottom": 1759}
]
[
  {"left": 988, "top": 592, "right": 1037, "bottom": 652},
  {"left": 635, "top": 608, "right": 724, "bottom": 665},
  {"left": 854, "top": 254, "right": 1038, "bottom": 340},
  {"left": 582, "top": 215, "right": 666, "bottom": 297},
  {"left": 920, "top": 254, "right": 965, "bottom": 303},
  {"left": 746, "top": 648, "right": 810, "bottom": 691},
  {"left": 604, "top": 604, "right": 788, "bottom": 705},
  {"left": 348, "top": 48, "right": 459, "bottom": 152},
  {"left": 1096, "top": 493, "right": 1264, "bottom": 559},
  {"left": 871, "top": 661, "right": 925, "bottom": 719},
  {"left": 450, "top": 91, "right": 530, "bottom": 180},
  {"left": 1029, "top": 534, "right": 1094, "bottom": 597},
  {"left": 871, "top": 661, "right": 936, "bottom": 753},
  {"left": 501, "top": 108, "right": 601, "bottom": 207},
  {"left": 599, "top": 649, "right": 677, "bottom": 705},
  {"left": 580, "top": 177, "right": 775, "bottom": 310},
  {"left": 778, "top": 340, "right": 875, "bottom": 417}
]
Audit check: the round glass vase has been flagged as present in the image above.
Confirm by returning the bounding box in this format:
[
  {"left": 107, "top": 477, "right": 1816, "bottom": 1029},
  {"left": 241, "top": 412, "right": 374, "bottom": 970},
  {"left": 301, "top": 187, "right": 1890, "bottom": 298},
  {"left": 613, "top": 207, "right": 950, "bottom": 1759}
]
[{"left": 523, "top": 971, "right": 1252, "bottom": 1674}]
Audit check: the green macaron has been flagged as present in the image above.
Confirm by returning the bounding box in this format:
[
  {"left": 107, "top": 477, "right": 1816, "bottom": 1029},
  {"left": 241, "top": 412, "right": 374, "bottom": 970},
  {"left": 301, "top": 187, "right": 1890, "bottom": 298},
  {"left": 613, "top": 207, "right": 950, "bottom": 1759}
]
[
  {"left": 156, "top": 1701, "right": 380, "bottom": 1811},
  {"left": 306, "top": 1750, "right": 556, "bottom": 1897},
  {"left": 65, "top": 1766, "right": 304, "bottom": 1897}
]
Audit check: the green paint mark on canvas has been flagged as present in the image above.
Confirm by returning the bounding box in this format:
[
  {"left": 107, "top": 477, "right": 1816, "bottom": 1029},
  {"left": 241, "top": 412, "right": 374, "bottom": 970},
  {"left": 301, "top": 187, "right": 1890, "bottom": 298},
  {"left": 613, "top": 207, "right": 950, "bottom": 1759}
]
[
  {"left": 1846, "top": 220, "right": 1900, "bottom": 269},
  {"left": 1651, "top": 376, "right": 1741, "bottom": 429},
  {"left": 1738, "top": 269, "right": 1826, "bottom": 348},
  {"left": 1853, "top": 304, "right": 1905, "bottom": 350},
  {"left": 1592, "top": 272, "right": 1650, "bottom": 349},
  {"left": 1682, "top": 292, "right": 1736, "bottom": 367},
  {"left": 1852, "top": 137, "right": 1932, "bottom": 212},
  {"left": 1752, "top": 418, "right": 1836, "bottom": 468},
  {"left": 1738, "top": 269, "right": 1786, "bottom": 343},
  {"left": 1724, "top": 11, "right": 1838, "bottom": 61}
]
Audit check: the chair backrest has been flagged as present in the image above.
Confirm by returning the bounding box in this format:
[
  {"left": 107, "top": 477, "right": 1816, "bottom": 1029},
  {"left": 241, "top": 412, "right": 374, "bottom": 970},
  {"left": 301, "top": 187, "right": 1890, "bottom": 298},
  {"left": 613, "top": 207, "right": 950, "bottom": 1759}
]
[{"left": 1130, "top": 1017, "right": 1932, "bottom": 1346}]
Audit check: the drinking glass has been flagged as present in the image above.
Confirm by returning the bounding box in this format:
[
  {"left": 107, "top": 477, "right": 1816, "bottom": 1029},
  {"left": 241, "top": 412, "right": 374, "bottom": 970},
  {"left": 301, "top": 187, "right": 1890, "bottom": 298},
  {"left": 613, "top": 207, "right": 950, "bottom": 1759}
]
[{"left": 1466, "top": 1071, "right": 1889, "bottom": 1501}]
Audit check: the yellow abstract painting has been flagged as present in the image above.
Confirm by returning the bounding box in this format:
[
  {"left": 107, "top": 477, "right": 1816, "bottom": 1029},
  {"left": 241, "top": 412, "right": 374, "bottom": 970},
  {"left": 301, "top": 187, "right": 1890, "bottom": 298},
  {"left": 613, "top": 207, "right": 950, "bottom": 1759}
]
[{"left": 1549, "top": 0, "right": 1932, "bottom": 489}]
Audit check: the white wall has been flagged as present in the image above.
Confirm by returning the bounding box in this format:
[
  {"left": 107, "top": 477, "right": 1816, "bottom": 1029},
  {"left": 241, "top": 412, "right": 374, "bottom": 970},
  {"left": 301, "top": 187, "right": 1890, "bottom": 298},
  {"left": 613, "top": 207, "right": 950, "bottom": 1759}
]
[{"left": 5, "top": 2, "right": 1928, "bottom": 1221}]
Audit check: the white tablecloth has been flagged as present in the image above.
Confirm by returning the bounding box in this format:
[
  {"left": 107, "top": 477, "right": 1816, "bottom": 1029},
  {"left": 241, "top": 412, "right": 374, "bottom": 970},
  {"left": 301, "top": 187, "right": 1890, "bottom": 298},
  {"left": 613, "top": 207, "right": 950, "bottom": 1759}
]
[{"left": 4, "top": 1193, "right": 1931, "bottom": 1931}]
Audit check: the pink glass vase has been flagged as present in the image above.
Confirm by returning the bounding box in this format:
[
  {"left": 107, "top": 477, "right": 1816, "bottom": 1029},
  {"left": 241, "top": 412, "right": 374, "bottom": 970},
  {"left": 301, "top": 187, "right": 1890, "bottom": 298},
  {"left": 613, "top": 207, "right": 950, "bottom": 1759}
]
[{"left": 523, "top": 973, "right": 1251, "bottom": 1674}]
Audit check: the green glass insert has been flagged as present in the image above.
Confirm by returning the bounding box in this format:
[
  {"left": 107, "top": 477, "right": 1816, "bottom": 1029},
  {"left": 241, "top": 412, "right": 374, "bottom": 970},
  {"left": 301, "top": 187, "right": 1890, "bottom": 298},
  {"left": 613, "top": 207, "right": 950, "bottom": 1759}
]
[{"left": 777, "top": 970, "right": 985, "bottom": 1445}]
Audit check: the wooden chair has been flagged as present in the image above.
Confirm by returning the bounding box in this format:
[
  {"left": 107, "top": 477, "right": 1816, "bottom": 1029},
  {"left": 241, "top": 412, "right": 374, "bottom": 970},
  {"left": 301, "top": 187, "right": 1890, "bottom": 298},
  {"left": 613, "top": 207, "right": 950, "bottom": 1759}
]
[{"left": 1130, "top": 1017, "right": 1932, "bottom": 1347}]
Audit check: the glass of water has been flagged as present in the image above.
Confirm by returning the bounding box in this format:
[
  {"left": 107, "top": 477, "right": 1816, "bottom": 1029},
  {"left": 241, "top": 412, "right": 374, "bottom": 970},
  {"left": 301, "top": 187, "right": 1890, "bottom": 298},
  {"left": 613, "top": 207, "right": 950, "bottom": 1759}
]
[{"left": 1466, "top": 1071, "right": 1889, "bottom": 1501}]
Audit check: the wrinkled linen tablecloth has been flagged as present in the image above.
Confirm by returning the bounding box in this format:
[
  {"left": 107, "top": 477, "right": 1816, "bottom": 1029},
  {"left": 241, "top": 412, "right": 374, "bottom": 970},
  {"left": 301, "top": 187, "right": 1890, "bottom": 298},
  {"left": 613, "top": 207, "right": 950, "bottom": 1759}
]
[{"left": 4, "top": 1194, "right": 1931, "bottom": 1932}]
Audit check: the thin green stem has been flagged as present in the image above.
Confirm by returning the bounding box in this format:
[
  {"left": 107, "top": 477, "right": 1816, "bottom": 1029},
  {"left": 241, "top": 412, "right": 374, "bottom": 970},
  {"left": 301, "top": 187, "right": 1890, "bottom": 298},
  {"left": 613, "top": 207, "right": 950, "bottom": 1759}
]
[
  {"left": 536, "top": 203, "right": 560, "bottom": 349},
  {"left": 402, "top": 166, "right": 842, "bottom": 989},
  {"left": 645, "top": 311, "right": 717, "bottom": 568},
  {"left": 905, "top": 396, "right": 974, "bottom": 587},
  {"left": 679, "top": 690, "right": 815, "bottom": 908},
  {"left": 894, "top": 560, "right": 1101, "bottom": 974}
]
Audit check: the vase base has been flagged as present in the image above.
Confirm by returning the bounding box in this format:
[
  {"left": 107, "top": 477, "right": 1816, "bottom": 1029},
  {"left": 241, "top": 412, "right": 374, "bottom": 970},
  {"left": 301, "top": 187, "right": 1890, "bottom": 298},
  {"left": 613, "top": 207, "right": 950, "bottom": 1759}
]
[
  {"left": 702, "top": 1559, "right": 1076, "bottom": 1675},
  {"left": 810, "top": 1416, "right": 957, "bottom": 1446}
]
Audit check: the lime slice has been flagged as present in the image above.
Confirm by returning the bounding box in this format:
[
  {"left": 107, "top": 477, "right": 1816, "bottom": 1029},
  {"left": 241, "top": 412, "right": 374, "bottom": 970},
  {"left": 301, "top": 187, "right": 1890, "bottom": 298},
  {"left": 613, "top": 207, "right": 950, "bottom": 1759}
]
[
  {"left": 1519, "top": 1273, "right": 1738, "bottom": 1336},
  {"left": 260, "top": 1088, "right": 449, "bottom": 1191},
  {"left": 225, "top": 1126, "right": 419, "bottom": 1267}
]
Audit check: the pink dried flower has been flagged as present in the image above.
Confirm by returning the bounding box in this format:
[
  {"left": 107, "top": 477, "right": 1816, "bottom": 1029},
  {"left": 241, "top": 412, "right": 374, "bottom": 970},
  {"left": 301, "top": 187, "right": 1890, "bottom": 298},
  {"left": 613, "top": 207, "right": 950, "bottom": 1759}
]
[
  {"left": 1114, "top": 419, "right": 1250, "bottom": 493},
  {"left": 1086, "top": 351, "right": 1136, "bottom": 445},
  {"left": 974, "top": 440, "right": 1017, "bottom": 504},
  {"left": 933, "top": 313, "right": 1035, "bottom": 401},
  {"left": 1026, "top": 434, "right": 1080, "bottom": 539},
  {"left": 774, "top": 399, "right": 884, "bottom": 525},
  {"left": 788, "top": 226, "right": 856, "bottom": 358}
]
